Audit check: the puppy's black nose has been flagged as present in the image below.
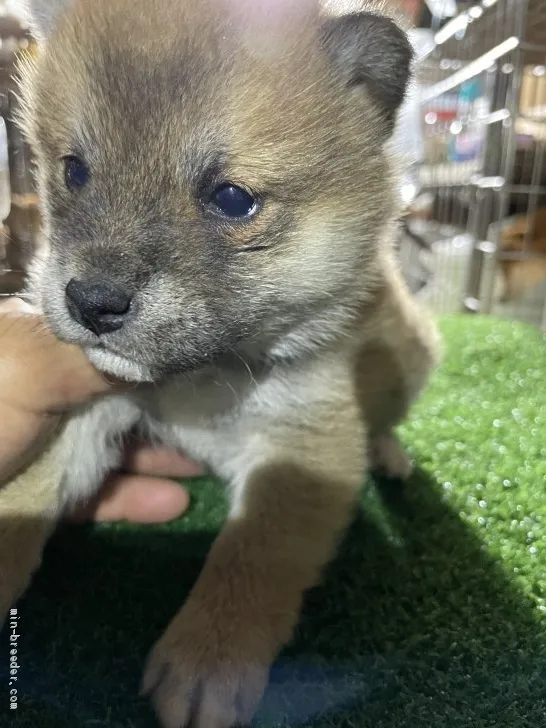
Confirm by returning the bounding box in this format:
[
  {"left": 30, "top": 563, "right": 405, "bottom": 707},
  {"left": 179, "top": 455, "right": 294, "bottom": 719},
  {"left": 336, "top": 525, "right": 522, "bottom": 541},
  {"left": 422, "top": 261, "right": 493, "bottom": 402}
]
[{"left": 65, "top": 277, "right": 132, "bottom": 334}]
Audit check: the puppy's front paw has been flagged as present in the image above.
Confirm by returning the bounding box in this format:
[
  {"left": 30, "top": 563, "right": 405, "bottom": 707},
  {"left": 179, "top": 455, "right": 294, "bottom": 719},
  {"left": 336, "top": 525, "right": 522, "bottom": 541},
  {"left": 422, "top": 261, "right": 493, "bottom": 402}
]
[{"left": 142, "top": 597, "right": 275, "bottom": 728}]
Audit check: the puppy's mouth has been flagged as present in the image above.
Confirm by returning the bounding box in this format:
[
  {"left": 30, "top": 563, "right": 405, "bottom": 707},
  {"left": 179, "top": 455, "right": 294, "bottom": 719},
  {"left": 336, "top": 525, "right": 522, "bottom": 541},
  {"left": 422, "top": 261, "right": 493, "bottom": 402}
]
[{"left": 84, "top": 344, "right": 154, "bottom": 383}]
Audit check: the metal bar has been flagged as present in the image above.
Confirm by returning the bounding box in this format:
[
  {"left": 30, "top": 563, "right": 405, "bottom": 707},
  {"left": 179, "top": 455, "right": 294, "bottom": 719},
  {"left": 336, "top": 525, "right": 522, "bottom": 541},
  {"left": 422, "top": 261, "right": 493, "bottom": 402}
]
[
  {"left": 519, "top": 42, "right": 546, "bottom": 52},
  {"left": 483, "top": 3, "right": 528, "bottom": 313},
  {"left": 421, "top": 37, "right": 520, "bottom": 102},
  {"left": 541, "top": 287, "right": 546, "bottom": 331}
]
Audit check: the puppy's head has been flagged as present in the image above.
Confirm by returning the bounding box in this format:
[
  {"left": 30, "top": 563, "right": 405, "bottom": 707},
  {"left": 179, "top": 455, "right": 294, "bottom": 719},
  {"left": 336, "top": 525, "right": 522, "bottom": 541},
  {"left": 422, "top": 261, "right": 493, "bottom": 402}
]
[{"left": 19, "top": 0, "right": 411, "bottom": 381}]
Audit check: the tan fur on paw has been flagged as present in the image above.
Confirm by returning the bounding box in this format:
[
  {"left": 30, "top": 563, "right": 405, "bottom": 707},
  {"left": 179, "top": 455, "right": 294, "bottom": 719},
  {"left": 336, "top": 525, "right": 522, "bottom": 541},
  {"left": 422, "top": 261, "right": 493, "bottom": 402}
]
[
  {"left": 141, "top": 600, "right": 273, "bottom": 728},
  {"left": 370, "top": 433, "right": 412, "bottom": 481}
]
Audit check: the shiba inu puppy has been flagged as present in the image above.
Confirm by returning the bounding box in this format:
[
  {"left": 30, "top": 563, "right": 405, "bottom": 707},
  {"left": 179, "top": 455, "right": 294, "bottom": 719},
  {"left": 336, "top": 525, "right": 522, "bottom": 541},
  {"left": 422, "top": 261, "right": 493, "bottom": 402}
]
[{"left": 0, "top": 1, "right": 440, "bottom": 725}]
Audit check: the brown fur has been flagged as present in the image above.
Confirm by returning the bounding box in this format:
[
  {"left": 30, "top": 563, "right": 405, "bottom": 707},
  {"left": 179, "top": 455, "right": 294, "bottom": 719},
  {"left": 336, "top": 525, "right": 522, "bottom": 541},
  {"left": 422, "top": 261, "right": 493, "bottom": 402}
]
[
  {"left": 0, "top": 2, "right": 440, "bottom": 726},
  {"left": 499, "top": 207, "right": 546, "bottom": 301}
]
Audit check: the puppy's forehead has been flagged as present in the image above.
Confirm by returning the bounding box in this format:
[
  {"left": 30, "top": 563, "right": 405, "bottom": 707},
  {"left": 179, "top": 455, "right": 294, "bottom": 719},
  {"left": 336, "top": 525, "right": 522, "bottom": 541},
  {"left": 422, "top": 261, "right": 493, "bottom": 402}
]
[
  {"left": 38, "top": 0, "right": 325, "bottom": 168},
  {"left": 44, "top": 0, "right": 321, "bottom": 110},
  {"left": 42, "top": 4, "right": 227, "bottom": 135},
  {"left": 32, "top": 0, "right": 336, "bottom": 198}
]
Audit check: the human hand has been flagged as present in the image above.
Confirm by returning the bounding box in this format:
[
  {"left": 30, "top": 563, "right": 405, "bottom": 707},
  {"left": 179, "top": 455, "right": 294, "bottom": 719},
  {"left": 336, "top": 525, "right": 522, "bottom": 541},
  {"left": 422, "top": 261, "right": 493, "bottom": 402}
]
[
  {"left": 68, "top": 441, "right": 202, "bottom": 522},
  {"left": 0, "top": 298, "right": 201, "bottom": 523}
]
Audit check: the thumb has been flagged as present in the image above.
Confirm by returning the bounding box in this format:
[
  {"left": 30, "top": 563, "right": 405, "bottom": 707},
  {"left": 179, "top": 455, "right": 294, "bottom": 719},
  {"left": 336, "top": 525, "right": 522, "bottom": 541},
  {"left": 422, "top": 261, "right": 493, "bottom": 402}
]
[{"left": 0, "top": 308, "right": 115, "bottom": 413}]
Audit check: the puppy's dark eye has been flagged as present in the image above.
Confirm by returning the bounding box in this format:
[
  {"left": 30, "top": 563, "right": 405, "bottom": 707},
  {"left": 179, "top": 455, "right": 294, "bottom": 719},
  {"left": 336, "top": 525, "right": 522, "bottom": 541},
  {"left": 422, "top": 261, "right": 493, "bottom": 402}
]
[
  {"left": 210, "top": 184, "right": 257, "bottom": 218},
  {"left": 63, "top": 156, "right": 89, "bottom": 190}
]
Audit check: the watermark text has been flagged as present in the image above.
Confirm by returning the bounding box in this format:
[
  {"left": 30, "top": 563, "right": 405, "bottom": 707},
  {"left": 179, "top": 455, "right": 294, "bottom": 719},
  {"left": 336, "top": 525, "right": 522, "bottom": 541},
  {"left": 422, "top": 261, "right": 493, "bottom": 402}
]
[{"left": 7, "top": 608, "right": 20, "bottom": 710}]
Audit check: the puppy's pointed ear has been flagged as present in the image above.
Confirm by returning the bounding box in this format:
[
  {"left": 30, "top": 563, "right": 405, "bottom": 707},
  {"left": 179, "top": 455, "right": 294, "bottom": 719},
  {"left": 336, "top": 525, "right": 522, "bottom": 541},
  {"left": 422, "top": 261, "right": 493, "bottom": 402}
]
[
  {"left": 320, "top": 12, "right": 413, "bottom": 130},
  {"left": 22, "top": 0, "right": 72, "bottom": 41}
]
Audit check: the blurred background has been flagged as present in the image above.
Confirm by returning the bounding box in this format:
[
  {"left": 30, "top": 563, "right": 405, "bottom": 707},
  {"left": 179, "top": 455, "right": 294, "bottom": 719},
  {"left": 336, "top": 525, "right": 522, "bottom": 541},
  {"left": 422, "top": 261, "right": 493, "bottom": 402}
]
[{"left": 0, "top": 0, "right": 545, "bottom": 331}]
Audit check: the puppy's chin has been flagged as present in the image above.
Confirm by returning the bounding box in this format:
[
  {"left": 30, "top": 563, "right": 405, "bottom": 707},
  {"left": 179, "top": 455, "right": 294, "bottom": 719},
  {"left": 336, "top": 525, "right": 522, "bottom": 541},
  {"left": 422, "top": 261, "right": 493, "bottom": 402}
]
[{"left": 84, "top": 347, "right": 154, "bottom": 383}]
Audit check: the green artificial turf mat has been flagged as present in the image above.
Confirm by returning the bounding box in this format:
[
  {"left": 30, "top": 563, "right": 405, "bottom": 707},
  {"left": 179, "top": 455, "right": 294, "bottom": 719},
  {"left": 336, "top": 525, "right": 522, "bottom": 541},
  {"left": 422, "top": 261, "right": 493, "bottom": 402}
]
[{"left": 1, "top": 314, "right": 545, "bottom": 727}]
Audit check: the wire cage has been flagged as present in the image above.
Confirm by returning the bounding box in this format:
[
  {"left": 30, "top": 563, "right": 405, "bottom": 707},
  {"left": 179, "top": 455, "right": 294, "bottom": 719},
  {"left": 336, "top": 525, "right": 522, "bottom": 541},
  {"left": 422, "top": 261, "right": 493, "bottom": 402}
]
[
  {"left": 403, "top": 0, "right": 546, "bottom": 330},
  {"left": 0, "top": 5, "right": 41, "bottom": 300}
]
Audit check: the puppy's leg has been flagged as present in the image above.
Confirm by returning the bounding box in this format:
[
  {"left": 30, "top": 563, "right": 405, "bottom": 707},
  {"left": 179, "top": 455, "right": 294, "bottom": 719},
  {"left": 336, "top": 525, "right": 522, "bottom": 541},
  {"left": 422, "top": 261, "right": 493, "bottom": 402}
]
[
  {"left": 358, "top": 277, "right": 440, "bottom": 481},
  {"left": 0, "top": 436, "right": 64, "bottom": 624},
  {"left": 500, "top": 260, "right": 518, "bottom": 302},
  {"left": 356, "top": 336, "right": 434, "bottom": 481},
  {"left": 0, "top": 395, "right": 142, "bottom": 625},
  {"left": 369, "top": 431, "right": 412, "bottom": 481},
  {"left": 143, "top": 397, "right": 365, "bottom": 728}
]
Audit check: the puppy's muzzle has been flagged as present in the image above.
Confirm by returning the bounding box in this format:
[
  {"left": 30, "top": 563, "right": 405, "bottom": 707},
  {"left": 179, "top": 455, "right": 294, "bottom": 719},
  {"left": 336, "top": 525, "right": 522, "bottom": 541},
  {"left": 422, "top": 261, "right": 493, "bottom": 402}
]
[{"left": 65, "top": 277, "right": 133, "bottom": 335}]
